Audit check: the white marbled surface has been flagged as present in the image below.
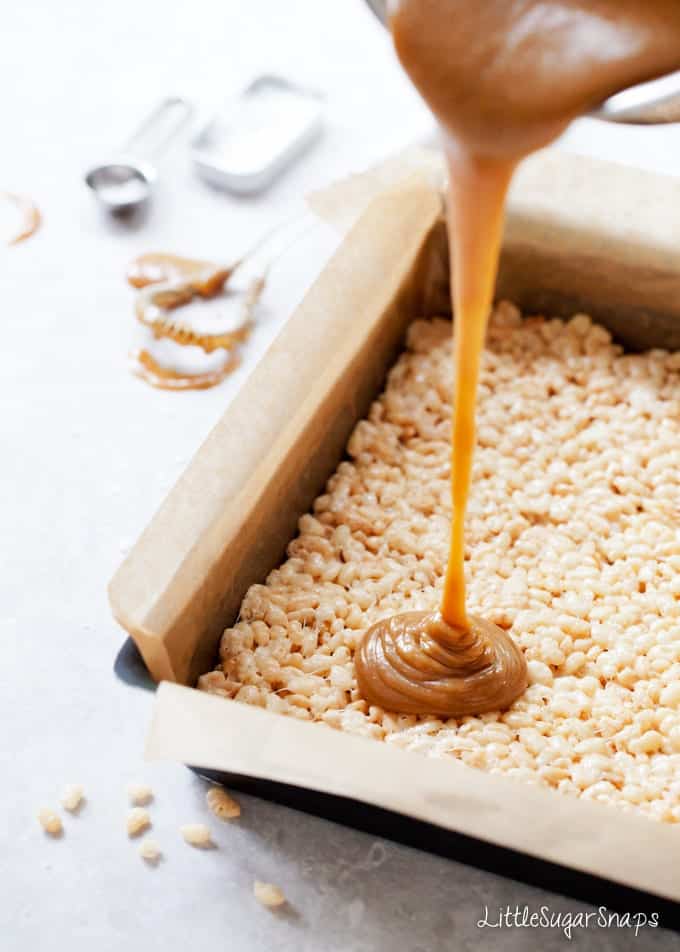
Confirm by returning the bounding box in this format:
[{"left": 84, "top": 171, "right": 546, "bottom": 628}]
[{"left": 2, "top": 1, "right": 680, "bottom": 949}]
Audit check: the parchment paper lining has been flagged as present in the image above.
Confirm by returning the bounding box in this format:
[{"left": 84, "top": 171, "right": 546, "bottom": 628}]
[{"left": 149, "top": 683, "right": 680, "bottom": 901}]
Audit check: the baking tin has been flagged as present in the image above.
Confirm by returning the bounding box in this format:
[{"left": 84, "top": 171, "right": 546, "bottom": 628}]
[
  {"left": 192, "top": 76, "right": 323, "bottom": 194},
  {"left": 111, "top": 149, "right": 680, "bottom": 922}
]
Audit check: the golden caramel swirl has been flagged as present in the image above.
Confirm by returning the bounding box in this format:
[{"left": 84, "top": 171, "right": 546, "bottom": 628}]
[
  {"left": 129, "top": 347, "right": 238, "bottom": 391},
  {"left": 127, "top": 253, "right": 231, "bottom": 297},
  {"left": 355, "top": 612, "right": 527, "bottom": 717}
]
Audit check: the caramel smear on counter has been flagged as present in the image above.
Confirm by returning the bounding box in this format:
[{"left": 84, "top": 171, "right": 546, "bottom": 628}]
[
  {"left": 127, "top": 252, "right": 266, "bottom": 391},
  {"left": 126, "top": 216, "right": 312, "bottom": 390},
  {"left": 130, "top": 347, "right": 239, "bottom": 391},
  {"left": 127, "top": 253, "right": 231, "bottom": 298},
  {"left": 134, "top": 275, "right": 264, "bottom": 354},
  {"left": 2, "top": 192, "right": 41, "bottom": 245},
  {"left": 356, "top": 0, "right": 680, "bottom": 717}
]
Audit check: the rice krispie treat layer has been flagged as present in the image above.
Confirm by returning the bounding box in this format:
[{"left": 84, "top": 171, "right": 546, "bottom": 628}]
[{"left": 199, "top": 303, "right": 680, "bottom": 823}]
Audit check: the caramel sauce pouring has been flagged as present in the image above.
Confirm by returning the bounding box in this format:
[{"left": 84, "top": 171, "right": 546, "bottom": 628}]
[{"left": 357, "top": 0, "right": 680, "bottom": 718}]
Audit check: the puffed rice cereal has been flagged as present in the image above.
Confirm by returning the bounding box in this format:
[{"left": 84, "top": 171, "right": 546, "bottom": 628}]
[
  {"left": 253, "top": 881, "right": 286, "bottom": 908},
  {"left": 37, "top": 808, "right": 62, "bottom": 837},
  {"left": 127, "top": 807, "right": 151, "bottom": 837},
  {"left": 198, "top": 304, "right": 680, "bottom": 824},
  {"left": 127, "top": 783, "right": 154, "bottom": 806},
  {"left": 138, "top": 837, "right": 162, "bottom": 863},
  {"left": 180, "top": 823, "right": 212, "bottom": 847},
  {"left": 60, "top": 784, "right": 84, "bottom": 813},
  {"left": 206, "top": 786, "right": 241, "bottom": 820}
]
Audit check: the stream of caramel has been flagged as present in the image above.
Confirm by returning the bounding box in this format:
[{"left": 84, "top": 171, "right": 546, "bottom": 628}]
[{"left": 356, "top": 0, "right": 680, "bottom": 717}]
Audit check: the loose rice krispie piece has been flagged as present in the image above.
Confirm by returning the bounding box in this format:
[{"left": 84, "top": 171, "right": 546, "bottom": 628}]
[
  {"left": 60, "top": 784, "right": 84, "bottom": 813},
  {"left": 253, "top": 881, "right": 286, "bottom": 908},
  {"left": 206, "top": 786, "right": 240, "bottom": 820},
  {"left": 127, "top": 783, "right": 154, "bottom": 806},
  {"left": 180, "top": 824, "right": 212, "bottom": 847},
  {"left": 127, "top": 807, "right": 151, "bottom": 837},
  {"left": 37, "top": 808, "right": 62, "bottom": 837},
  {"left": 138, "top": 837, "right": 162, "bottom": 864}
]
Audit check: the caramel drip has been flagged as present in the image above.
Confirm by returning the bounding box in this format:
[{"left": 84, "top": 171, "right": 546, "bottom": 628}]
[
  {"left": 441, "top": 153, "right": 514, "bottom": 630},
  {"left": 127, "top": 253, "right": 230, "bottom": 298},
  {"left": 134, "top": 277, "right": 263, "bottom": 354},
  {"left": 355, "top": 612, "right": 527, "bottom": 717},
  {"left": 130, "top": 348, "right": 238, "bottom": 391},
  {"left": 356, "top": 0, "right": 680, "bottom": 717},
  {"left": 127, "top": 254, "right": 266, "bottom": 390},
  {"left": 3, "top": 193, "right": 41, "bottom": 246}
]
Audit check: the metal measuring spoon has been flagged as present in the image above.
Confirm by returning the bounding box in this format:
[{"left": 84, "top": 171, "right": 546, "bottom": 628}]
[
  {"left": 84, "top": 97, "right": 193, "bottom": 213},
  {"left": 364, "top": 0, "right": 680, "bottom": 125}
]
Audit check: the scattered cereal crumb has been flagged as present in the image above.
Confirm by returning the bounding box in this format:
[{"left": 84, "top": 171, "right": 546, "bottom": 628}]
[
  {"left": 38, "top": 808, "right": 62, "bottom": 837},
  {"left": 127, "top": 807, "right": 151, "bottom": 837},
  {"left": 180, "top": 824, "right": 212, "bottom": 847},
  {"left": 138, "top": 837, "right": 161, "bottom": 864},
  {"left": 127, "top": 783, "right": 154, "bottom": 806},
  {"left": 60, "top": 784, "right": 84, "bottom": 813},
  {"left": 206, "top": 786, "right": 240, "bottom": 820},
  {"left": 253, "top": 881, "right": 286, "bottom": 908}
]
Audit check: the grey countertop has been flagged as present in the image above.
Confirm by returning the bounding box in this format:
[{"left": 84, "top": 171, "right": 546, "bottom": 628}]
[{"left": 2, "top": 1, "right": 680, "bottom": 949}]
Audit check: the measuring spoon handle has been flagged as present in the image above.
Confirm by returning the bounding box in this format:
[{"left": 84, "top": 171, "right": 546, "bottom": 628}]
[{"left": 122, "top": 97, "right": 194, "bottom": 160}]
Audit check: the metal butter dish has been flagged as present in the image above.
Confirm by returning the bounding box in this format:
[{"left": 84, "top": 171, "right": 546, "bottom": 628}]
[{"left": 192, "top": 76, "right": 323, "bottom": 194}]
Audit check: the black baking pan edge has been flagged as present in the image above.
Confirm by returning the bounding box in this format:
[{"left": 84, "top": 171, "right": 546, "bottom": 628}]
[{"left": 115, "top": 636, "right": 680, "bottom": 930}]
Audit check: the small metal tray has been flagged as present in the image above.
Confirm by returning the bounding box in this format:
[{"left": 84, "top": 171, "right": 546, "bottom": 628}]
[{"left": 191, "top": 75, "right": 323, "bottom": 194}]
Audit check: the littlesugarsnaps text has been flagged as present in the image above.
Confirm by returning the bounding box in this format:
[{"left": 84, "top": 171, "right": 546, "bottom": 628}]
[{"left": 477, "top": 905, "right": 659, "bottom": 940}]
